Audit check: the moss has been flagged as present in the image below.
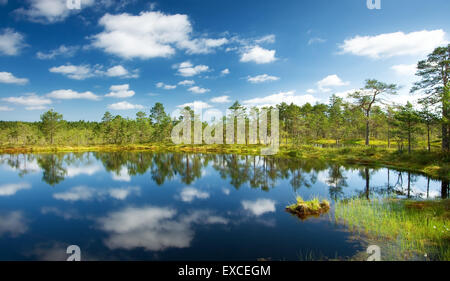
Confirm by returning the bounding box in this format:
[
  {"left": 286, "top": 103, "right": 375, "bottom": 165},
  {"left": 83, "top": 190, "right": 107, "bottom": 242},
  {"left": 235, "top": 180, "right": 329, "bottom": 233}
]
[{"left": 286, "top": 196, "right": 330, "bottom": 220}]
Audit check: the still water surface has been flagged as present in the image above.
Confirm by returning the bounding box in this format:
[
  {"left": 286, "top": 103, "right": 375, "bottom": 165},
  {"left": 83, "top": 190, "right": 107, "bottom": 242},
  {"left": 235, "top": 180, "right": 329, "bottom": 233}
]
[{"left": 0, "top": 152, "right": 445, "bottom": 260}]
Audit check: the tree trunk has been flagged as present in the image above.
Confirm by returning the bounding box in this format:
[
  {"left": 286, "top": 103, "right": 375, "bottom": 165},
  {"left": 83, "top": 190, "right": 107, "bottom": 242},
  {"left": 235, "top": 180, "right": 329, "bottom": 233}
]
[
  {"left": 365, "top": 167, "right": 370, "bottom": 199},
  {"left": 408, "top": 122, "right": 411, "bottom": 154},
  {"left": 442, "top": 180, "right": 449, "bottom": 199},
  {"left": 365, "top": 118, "right": 370, "bottom": 146},
  {"left": 427, "top": 124, "right": 431, "bottom": 152}
]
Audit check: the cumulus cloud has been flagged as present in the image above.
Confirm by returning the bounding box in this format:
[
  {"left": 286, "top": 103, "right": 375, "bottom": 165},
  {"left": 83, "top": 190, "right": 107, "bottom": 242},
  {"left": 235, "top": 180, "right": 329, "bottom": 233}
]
[
  {"left": 339, "top": 29, "right": 448, "bottom": 59},
  {"left": 0, "top": 28, "right": 26, "bottom": 56},
  {"left": 14, "top": 0, "right": 95, "bottom": 23},
  {"left": 46, "top": 89, "right": 100, "bottom": 100},
  {"left": 176, "top": 61, "right": 209, "bottom": 77},
  {"left": 0, "top": 72, "right": 28, "bottom": 85},
  {"left": 210, "top": 95, "right": 231, "bottom": 103},
  {"left": 188, "top": 86, "right": 210, "bottom": 94},
  {"left": 92, "top": 11, "right": 228, "bottom": 59},
  {"left": 0, "top": 211, "right": 28, "bottom": 237},
  {"left": 156, "top": 82, "right": 177, "bottom": 90},
  {"left": 105, "top": 65, "right": 139, "bottom": 78},
  {"left": 240, "top": 46, "right": 276, "bottom": 64},
  {"left": 50, "top": 64, "right": 137, "bottom": 80},
  {"left": 243, "top": 91, "right": 319, "bottom": 108},
  {"left": 179, "top": 187, "right": 210, "bottom": 202},
  {"left": 0, "top": 183, "right": 31, "bottom": 196},
  {"left": 242, "top": 199, "right": 276, "bottom": 216},
  {"left": 105, "top": 84, "right": 135, "bottom": 98},
  {"left": 178, "top": 80, "right": 195, "bottom": 86},
  {"left": 36, "top": 45, "right": 79, "bottom": 59},
  {"left": 97, "top": 206, "right": 227, "bottom": 251},
  {"left": 391, "top": 64, "right": 417, "bottom": 77},
  {"left": 49, "top": 64, "right": 94, "bottom": 80},
  {"left": 247, "top": 74, "right": 280, "bottom": 84},
  {"left": 66, "top": 164, "right": 102, "bottom": 178},
  {"left": 221, "top": 68, "right": 230, "bottom": 75},
  {"left": 108, "top": 101, "right": 144, "bottom": 110},
  {"left": 2, "top": 94, "right": 52, "bottom": 110},
  {"left": 53, "top": 185, "right": 140, "bottom": 201},
  {"left": 317, "top": 74, "right": 349, "bottom": 92}
]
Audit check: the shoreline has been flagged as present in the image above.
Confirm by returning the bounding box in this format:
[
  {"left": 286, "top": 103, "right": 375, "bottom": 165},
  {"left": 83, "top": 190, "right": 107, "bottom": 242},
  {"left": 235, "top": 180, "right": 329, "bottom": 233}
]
[{"left": 0, "top": 144, "right": 448, "bottom": 180}]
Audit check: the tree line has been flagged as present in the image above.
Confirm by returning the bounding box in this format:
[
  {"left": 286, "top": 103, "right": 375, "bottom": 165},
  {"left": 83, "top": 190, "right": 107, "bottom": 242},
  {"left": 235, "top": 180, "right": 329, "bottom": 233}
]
[{"left": 0, "top": 44, "right": 448, "bottom": 153}]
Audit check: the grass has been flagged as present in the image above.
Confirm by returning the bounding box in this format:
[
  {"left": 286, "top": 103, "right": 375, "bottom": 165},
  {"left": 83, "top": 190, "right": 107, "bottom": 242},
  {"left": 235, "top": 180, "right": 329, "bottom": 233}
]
[
  {"left": 334, "top": 197, "right": 450, "bottom": 261},
  {"left": 0, "top": 142, "right": 448, "bottom": 180},
  {"left": 286, "top": 196, "right": 330, "bottom": 220}
]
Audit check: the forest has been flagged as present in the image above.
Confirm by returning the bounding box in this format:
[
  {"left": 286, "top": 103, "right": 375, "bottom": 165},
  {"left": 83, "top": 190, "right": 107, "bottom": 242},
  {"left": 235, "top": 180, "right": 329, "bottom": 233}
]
[{"left": 0, "top": 45, "right": 449, "bottom": 156}]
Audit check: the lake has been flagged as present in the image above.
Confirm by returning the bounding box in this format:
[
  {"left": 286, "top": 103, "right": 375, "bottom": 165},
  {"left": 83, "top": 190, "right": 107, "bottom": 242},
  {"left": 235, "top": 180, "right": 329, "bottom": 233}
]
[{"left": 0, "top": 152, "right": 446, "bottom": 261}]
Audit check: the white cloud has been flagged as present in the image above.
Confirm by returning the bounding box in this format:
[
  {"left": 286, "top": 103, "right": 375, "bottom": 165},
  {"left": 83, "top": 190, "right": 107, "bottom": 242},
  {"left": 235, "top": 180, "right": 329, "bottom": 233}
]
[
  {"left": 391, "top": 64, "right": 417, "bottom": 77},
  {"left": 178, "top": 80, "right": 195, "bottom": 86},
  {"left": 46, "top": 89, "right": 100, "bottom": 101},
  {"left": 247, "top": 74, "right": 280, "bottom": 84},
  {"left": 177, "top": 101, "right": 211, "bottom": 109},
  {"left": 0, "top": 72, "right": 28, "bottom": 85},
  {"left": 108, "top": 101, "right": 144, "bottom": 110},
  {"left": 308, "top": 37, "right": 326, "bottom": 45},
  {"left": 111, "top": 166, "right": 131, "bottom": 182},
  {"left": 306, "top": 89, "right": 316, "bottom": 94},
  {"left": 108, "top": 186, "right": 140, "bottom": 200},
  {"left": 188, "top": 86, "right": 210, "bottom": 94},
  {"left": 105, "top": 65, "right": 139, "bottom": 78},
  {"left": 2, "top": 94, "right": 52, "bottom": 110},
  {"left": 179, "top": 37, "right": 228, "bottom": 54},
  {"left": 156, "top": 82, "right": 177, "bottom": 90},
  {"left": 221, "top": 68, "right": 230, "bottom": 75},
  {"left": 53, "top": 186, "right": 94, "bottom": 201},
  {"left": 105, "top": 84, "right": 135, "bottom": 98},
  {"left": 0, "top": 183, "right": 31, "bottom": 196},
  {"left": 317, "top": 74, "right": 349, "bottom": 92},
  {"left": 14, "top": 0, "right": 95, "bottom": 23},
  {"left": 339, "top": 29, "right": 448, "bottom": 59},
  {"left": 92, "top": 11, "right": 227, "bottom": 59},
  {"left": 50, "top": 64, "right": 137, "bottom": 80},
  {"left": 36, "top": 45, "right": 79, "bottom": 59},
  {"left": 254, "top": 34, "right": 276, "bottom": 44},
  {"left": 53, "top": 185, "right": 140, "bottom": 201},
  {"left": 243, "top": 91, "right": 319, "bottom": 108},
  {"left": 97, "top": 206, "right": 227, "bottom": 251},
  {"left": 49, "top": 64, "right": 94, "bottom": 80},
  {"left": 210, "top": 95, "right": 231, "bottom": 103},
  {"left": 240, "top": 46, "right": 276, "bottom": 64},
  {"left": 65, "top": 164, "right": 102, "bottom": 178},
  {"left": 0, "top": 29, "right": 25, "bottom": 56},
  {"left": 179, "top": 187, "right": 210, "bottom": 202},
  {"left": 0, "top": 106, "right": 13, "bottom": 111},
  {"left": 0, "top": 211, "right": 28, "bottom": 237},
  {"left": 242, "top": 199, "right": 276, "bottom": 216},
  {"left": 176, "top": 61, "right": 209, "bottom": 77}
]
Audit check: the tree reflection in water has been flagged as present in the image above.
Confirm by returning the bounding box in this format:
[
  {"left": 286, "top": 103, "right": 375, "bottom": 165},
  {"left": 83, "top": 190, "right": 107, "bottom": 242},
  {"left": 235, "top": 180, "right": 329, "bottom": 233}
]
[{"left": 0, "top": 151, "right": 447, "bottom": 199}]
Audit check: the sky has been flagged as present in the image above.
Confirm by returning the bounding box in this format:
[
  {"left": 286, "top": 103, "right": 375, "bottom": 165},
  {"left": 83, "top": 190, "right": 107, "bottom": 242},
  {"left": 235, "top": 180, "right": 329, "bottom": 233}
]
[{"left": 0, "top": 0, "right": 449, "bottom": 122}]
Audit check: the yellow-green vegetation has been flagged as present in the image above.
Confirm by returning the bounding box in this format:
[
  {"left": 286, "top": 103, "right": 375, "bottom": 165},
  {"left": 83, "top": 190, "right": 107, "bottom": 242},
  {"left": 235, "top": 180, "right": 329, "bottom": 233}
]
[
  {"left": 286, "top": 196, "right": 330, "bottom": 220},
  {"left": 334, "top": 198, "right": 450, "bottom": 261}
]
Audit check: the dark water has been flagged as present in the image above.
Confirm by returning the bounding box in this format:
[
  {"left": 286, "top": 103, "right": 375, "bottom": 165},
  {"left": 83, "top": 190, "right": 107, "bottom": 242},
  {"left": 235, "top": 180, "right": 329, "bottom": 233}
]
[{"left": 0, "top": 152, "right": 446, "bottom": 261}]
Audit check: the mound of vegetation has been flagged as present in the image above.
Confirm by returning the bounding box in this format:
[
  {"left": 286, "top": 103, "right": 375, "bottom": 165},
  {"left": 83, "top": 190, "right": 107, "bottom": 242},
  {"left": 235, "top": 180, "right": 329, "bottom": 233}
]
[{"left": 286, "top": 196, "right": 330, "bottom": 220}]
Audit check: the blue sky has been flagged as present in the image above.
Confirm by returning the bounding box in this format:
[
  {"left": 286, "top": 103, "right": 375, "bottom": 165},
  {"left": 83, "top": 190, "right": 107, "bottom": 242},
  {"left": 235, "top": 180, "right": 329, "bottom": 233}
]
[{"left": 0, "top": 0, "right": 449, "bottom": 121}]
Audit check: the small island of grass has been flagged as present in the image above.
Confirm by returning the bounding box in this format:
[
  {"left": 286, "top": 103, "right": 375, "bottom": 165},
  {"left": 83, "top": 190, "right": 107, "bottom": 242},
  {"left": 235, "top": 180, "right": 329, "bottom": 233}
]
[{"left": 286, "top": 196, "right": 331, "bottom": 220}]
